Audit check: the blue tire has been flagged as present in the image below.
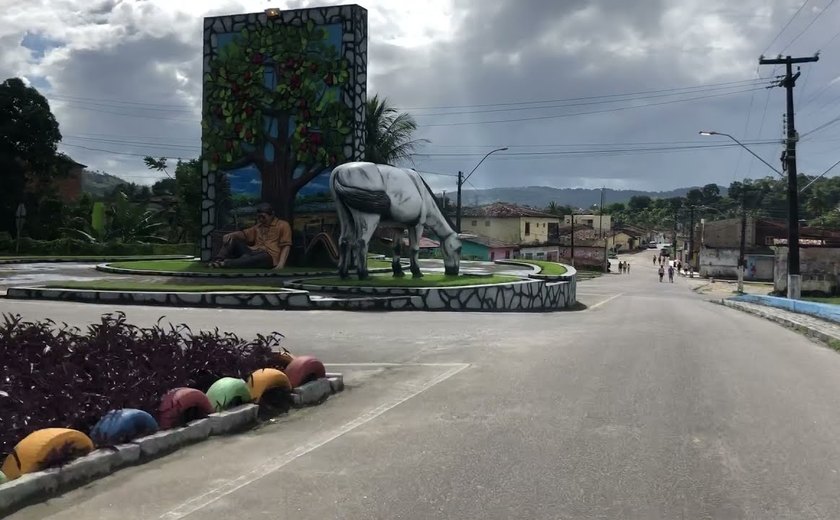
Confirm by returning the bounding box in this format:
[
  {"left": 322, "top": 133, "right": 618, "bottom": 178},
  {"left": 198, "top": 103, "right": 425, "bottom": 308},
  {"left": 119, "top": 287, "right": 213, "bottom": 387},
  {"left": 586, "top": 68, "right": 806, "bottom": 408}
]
[{"left": 90, "top": 408, "right": 159, "bottom": 446}]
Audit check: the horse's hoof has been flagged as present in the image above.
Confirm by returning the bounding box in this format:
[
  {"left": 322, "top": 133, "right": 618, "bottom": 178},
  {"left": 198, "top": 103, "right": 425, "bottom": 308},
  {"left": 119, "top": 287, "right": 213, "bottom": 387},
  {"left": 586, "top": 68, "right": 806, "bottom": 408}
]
[
  {"left": 393, "top": 271, "right": 406, "bottom": 278},
  {"left": 411, "top": 273, "right": 424, "bottom": 279}
]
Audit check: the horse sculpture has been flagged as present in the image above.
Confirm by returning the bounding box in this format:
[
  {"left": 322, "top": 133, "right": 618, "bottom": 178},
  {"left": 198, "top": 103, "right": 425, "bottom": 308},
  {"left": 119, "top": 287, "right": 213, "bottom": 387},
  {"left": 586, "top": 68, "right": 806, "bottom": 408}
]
[{"left": 330, "top": 162, "right": 462, "bottom": 280}]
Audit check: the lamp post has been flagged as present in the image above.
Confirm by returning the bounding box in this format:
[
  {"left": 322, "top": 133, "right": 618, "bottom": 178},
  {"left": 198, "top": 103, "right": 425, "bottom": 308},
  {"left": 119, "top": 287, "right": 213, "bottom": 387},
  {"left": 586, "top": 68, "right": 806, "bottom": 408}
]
[
  {"left": 456, "top": 147, "right": 508, "bottom": 232},
  {"left": 700, "top": 130, "right": 799, "bottom": 297}
]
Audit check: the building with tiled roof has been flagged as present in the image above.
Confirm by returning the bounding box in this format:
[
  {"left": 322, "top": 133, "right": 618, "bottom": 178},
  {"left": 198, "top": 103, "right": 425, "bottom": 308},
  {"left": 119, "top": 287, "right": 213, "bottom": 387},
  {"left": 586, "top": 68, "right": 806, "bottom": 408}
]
[{"left": 459, "top": 202, "right": 562, "bottom": 245}]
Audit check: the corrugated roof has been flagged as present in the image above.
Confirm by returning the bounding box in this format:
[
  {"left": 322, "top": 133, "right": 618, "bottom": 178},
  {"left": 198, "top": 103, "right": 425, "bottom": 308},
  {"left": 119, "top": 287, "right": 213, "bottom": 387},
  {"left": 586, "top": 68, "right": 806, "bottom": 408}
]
[{"left": 461, "top": 202, "right": 559, "bottom": 218}]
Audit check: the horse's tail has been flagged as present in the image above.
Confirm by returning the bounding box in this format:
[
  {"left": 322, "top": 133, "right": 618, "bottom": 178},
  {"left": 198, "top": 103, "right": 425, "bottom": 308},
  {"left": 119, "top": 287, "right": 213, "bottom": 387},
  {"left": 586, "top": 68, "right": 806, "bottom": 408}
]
[{"left": 332, "top": 172, "right": 391, "bottom": 215}]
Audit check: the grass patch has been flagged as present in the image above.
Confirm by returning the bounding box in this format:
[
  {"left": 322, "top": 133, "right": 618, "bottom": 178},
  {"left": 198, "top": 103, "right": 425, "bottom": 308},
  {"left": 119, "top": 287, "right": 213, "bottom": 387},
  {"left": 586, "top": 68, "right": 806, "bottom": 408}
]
[
  {"left": 44, "top": 280, "right": 286, "bottom": 292},
  {"left": 106, "top": 259, "right": 391, "bottom": 274},
  {"left": 305, "top": 273, "right": 520, "bottom": 287},
  {"left": 803, "top": 296, "right": 840, "bottom": 305},
  {"left": 517, "top": 259, "right": 568, "bottom": 275}
]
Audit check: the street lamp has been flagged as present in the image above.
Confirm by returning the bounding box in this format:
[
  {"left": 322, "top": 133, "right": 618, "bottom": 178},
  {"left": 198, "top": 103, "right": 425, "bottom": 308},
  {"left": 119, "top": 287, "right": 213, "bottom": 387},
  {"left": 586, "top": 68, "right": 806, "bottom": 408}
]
[
  {"left": 456, "top": 147, "right": 508, "bottom": 232},
  {"left": 700, "top": 130, "right": 794, "bottom": 296},
  {"left": 698, "top": 131, "right": 783, "bottom": 177}
]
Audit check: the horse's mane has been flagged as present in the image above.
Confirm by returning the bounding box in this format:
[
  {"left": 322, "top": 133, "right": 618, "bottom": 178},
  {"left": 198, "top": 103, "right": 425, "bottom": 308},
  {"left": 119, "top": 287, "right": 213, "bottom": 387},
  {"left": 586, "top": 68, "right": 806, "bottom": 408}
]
[{"left": 415, "top": 172, "right": 458, "bottom": 233}]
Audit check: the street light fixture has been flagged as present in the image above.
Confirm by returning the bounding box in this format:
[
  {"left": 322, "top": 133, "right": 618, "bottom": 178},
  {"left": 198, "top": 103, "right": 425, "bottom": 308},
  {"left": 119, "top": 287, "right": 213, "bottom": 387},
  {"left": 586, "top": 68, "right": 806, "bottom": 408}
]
[{"left": 456, "top": 147, "right": 509, "bottom": 232}]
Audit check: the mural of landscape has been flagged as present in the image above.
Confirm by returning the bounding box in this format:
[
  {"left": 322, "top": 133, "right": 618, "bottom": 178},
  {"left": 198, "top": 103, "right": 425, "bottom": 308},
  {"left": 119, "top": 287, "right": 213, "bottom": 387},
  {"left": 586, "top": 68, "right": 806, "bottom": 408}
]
[{"left": 200, "top": 5, "right": 367, "bottom": 260}]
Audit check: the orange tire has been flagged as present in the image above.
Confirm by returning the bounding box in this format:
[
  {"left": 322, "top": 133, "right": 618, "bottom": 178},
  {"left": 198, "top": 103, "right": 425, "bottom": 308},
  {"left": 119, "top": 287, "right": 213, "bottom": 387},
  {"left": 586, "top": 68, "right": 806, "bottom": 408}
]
[
  {"left": 1, "top": 428, "right": 94, "bottom": 480},
  {"left": 247, "top": 369, "right": 292, "bottom": 402}
]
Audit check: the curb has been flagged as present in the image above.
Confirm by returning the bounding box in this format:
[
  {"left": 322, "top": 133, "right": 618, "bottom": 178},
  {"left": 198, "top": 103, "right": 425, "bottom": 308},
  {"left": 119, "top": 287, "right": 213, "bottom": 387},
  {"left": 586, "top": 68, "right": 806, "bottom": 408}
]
[
  {"left": 0, "top": 378, "right": 341, "bottom": 516},
  {"left": 720, "top": 299, "right": 840, "bottom": 345}
]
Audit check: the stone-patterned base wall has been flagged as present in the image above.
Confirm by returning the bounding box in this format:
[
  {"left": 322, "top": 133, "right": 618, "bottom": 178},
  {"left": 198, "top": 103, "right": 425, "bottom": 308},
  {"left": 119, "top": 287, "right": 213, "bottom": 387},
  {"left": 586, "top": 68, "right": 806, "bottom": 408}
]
[{"left": 7, "top": 276, "right": 576, "bottom": 312}]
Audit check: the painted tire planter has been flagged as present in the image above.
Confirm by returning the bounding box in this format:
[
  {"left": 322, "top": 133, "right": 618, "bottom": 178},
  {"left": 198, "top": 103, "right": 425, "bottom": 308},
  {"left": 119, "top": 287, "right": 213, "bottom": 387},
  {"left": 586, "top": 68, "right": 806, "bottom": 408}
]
[
  {"left": 283, "top": 355, "right": 326, "bottom": 388},
  {"left": 158, "top": 388, "right": 215, "bottom": 429},
  {"left": 90, "top": 409, "right": 159, "bottom": 446},
  {"left": 1, "top": 428, "right": 94, "bottom": 480},
  {"left": 205, "top": 378, "right": 252, "bottom": 412},
  {"left": 0, "top": 470, "right": 6, "bottom": 485},
  {"left": 247, "top": 369, "right": 291, "bottom": 402}
]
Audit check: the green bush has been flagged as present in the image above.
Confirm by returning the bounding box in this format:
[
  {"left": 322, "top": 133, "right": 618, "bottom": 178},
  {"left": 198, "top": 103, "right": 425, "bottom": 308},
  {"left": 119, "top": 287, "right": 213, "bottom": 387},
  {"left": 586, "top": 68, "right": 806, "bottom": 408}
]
[{"left": 0, "top": 237, "right": 196, "bottom": 257}]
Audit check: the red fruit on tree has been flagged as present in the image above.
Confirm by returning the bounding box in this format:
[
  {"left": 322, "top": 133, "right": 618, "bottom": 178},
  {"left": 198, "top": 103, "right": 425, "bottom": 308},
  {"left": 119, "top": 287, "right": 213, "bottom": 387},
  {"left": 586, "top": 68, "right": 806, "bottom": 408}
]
[
  {"left": 235, "top": 123, "right": 244, "bottom": 133},
  {"left": 245, "top": 106, "right": 254, "bottom": 116},
  {"left": 245, "top": 130, "right": 253, "bottom": 141},
  {"left": 213, "top": 152, "right": 221, "bottom": 163},
  {"left": 225, "top": 140, "right": 233, "bottom": 150},
  {"left": 251, "top": 53, "right": 264, "bottom": 64},
  {"left": 300, "top": 126, "right": 308, "bottom": 136},
  {"left": 324, "top": 75, "right": 334, "bottom": 86},
  {"left": 309, "top": 63, "right": 318, "bottom": 72},
  {"left": 244, "top": 71, "right": 252, "bottom": 81}
]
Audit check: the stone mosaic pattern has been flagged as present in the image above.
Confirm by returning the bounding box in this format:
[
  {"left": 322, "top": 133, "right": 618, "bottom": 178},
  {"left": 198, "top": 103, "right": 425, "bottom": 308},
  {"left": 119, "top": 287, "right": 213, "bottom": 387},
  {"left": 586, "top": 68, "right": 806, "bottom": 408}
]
[
  {"left": 94, "top": 264, "right": 369, "bottom": 279},
  {"left": 200, "top": 5, "right": 368, "bottom": 260},
  {"left": 7, "top": 275, "right": 576, "bottom": 312}
]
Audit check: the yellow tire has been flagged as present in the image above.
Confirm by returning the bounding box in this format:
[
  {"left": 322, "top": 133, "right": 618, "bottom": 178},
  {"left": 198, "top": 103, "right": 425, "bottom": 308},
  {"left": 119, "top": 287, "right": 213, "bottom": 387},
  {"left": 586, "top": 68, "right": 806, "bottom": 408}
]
[
  {"left": 1, "top": 428, "right": 94, "bottom": 480},
  {"left": 247, "top": 368, "right": 291, "bottom": 402}
]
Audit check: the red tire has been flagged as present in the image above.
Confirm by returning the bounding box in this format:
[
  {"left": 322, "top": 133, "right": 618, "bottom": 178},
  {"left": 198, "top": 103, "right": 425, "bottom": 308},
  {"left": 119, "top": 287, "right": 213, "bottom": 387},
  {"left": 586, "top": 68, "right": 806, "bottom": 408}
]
[
  {"left": 283, "top": 355, "right": 326, "bottom": 388},
  {"left": 157, "top": 387, "right": 215, "bottom": 429}
]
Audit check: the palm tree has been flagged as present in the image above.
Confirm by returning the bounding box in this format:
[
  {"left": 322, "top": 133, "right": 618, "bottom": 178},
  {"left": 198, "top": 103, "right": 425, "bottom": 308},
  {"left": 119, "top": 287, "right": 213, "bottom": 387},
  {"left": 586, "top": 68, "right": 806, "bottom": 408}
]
[{"left": 364, "top": 94, "right": 428, "bottom": 165}]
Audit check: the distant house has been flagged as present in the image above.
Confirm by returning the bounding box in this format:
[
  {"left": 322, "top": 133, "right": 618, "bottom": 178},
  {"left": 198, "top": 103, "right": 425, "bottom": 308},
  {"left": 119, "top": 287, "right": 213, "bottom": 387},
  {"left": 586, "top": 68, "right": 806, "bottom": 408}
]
[
  {"left": 26, "top": 154, "right": 86, "bottom": 203},
  {"left": 460, "top": 202, "right": 561, "bottom": 245},
  {"left": 564, "top": 214, "right": 612, "bottom": 235},
  {"left": 460, "top": 234, "right": 518, "bottom": 261}
]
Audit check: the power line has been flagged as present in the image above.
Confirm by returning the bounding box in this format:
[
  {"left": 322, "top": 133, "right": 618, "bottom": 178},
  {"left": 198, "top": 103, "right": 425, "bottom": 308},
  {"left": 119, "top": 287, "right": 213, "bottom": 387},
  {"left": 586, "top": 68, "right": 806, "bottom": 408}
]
[
  {"left": 418, "top": 86, "right": 767, "bottom": 127},
  {"left": 780, "top": 0, "right": 837, "bottom": 53},
  {"left": 412, "top": 141, "right": 784, "bottom": 158},
  {"left": 411, "top": 81, "right": 773, "bottom": 117},
  {"left": 801, "top": 112, "right": 840, "bottom": 137},
  {"left": 47, "top": 93, "right": 198, "bottom": 109},
  {"left": 59, "top": 143, "right": 185, "bottom": 158},
  {"left": 761, "top": 0, "right": 811, "bottom": 55}
]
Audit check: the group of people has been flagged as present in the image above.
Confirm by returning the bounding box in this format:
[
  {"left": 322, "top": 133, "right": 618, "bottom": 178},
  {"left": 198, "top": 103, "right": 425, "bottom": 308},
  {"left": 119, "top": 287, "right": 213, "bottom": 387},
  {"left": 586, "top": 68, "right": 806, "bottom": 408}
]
[
  {"left": 617, "top": 261, "right": 630, "bottom": 273},
  {"left": 658, "top": 264, "right": 675, "bottom": 283}
]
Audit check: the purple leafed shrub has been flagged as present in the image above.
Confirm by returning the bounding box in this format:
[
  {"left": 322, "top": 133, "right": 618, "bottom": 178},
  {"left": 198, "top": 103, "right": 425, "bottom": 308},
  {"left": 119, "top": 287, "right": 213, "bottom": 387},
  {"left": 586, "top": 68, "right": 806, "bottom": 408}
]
[{"left": 0, "top": 312, "right": 284, "bottom": 458}]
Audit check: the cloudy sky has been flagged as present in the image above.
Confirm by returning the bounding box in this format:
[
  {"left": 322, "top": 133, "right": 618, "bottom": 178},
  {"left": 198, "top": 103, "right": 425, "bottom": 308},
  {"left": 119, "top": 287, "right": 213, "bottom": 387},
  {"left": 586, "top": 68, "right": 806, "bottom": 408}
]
[{"left": 2, "top": 0, "right": 840, "bottom": 193}]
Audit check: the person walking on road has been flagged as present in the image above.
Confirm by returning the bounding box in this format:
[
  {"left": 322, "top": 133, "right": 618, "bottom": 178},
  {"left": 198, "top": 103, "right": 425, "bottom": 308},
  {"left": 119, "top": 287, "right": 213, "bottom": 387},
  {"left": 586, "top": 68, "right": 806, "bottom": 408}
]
[
  {"left": 653, "top": 254, "right": 656, "bottom": 265},
  {"left": 658, "top": 265, "right": 665, "bottom": 282},
  {"left": 626, "top": 262, "right": 630, "bottom": 274},
  {"left": 668, "top": 265, "right": 675, "bottom": 282}
]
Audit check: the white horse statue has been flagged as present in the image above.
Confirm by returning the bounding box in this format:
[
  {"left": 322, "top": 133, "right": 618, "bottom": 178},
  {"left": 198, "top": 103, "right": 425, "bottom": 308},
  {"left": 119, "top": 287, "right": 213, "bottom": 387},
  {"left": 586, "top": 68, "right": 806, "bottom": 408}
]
[{"left": 330, "top": 162, "right": 462, "bottom": 279}]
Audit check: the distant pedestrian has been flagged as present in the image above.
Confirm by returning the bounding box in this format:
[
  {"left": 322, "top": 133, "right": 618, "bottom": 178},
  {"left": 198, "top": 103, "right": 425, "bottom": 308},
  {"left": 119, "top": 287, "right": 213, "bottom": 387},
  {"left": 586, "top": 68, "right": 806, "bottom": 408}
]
[
  {"left": 658, "top": 265, "right": 665, "bottom": 282},
  {"left": 626, "top": 263, "right": 630, "bottom": 273},
  {"left": 668, "top": 265, "right": 675, "bottom": 282},
  {"left": 653, "top": 254, "right": 656, "bottom": 265}
]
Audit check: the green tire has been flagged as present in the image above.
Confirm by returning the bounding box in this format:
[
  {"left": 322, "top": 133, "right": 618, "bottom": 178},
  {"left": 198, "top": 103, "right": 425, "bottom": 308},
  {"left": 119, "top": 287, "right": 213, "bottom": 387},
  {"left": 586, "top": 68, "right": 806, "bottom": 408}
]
[
  {"left": 205, "top": 377, "right": 252, "bottom": 412},
  {"left": 0, "top": 470, "right": 6, "bottom": 485}
]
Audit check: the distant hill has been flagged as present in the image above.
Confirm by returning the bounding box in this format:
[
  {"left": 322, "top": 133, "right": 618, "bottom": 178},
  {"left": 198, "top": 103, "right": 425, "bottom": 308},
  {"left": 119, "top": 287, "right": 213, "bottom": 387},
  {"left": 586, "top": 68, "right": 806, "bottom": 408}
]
[
  {"left": 455, "top": 186, "right": 723, "bottom": 209},
  {"left": 81, "top": 170, "right": 128, "bottom": 197}
]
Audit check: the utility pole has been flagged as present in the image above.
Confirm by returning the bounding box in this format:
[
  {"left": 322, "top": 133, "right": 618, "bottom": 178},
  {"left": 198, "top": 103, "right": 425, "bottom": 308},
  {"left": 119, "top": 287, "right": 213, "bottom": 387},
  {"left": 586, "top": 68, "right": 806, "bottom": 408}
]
[
  {"left": 738, "top": 202, "right": 747, "bottom": 293},
  {"left": 672, "top": 208, "right": 678, "bottom": 260},
  {"left": 570, "top": 215, "right": 575, "bottom": 267},
  {"left": 456, "top": 171, "right": 463, "bottom": 232},
  {"left": 600, "top": 188, "right": 608, "bottom": 272},
  {"left": 759, "top": 53, "right": 819, "bottom": 299},
  {"left": 688, "top": 206, "right": 695, "bottom": 276}
]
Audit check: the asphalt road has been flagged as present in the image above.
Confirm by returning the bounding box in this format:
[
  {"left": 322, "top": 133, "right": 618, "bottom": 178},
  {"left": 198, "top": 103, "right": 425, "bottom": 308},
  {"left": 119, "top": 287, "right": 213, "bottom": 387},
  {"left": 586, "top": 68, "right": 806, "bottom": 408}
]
[{"left": 6, "top": 252, "right": 840, "bottom": 519}]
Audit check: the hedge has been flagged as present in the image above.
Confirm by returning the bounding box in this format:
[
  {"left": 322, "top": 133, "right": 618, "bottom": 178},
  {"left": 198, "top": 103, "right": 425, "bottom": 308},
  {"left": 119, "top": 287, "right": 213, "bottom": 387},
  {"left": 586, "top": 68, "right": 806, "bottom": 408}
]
[{"left": 0, "top": 312, "right": 285, "bottom": 457}]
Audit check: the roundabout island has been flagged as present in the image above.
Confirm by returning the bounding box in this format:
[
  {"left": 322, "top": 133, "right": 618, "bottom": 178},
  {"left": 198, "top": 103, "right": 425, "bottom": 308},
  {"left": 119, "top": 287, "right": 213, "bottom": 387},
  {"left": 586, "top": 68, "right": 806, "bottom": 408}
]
[{"left": 5, "top": 258, "right": 578, "bottom": 312}]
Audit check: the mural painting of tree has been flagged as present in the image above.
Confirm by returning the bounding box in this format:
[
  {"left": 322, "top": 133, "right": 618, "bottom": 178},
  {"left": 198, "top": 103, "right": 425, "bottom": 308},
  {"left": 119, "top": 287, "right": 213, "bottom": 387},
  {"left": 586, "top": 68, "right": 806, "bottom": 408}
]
[{"left": 203, "top": 20, "right": 352, "bottom": 221}]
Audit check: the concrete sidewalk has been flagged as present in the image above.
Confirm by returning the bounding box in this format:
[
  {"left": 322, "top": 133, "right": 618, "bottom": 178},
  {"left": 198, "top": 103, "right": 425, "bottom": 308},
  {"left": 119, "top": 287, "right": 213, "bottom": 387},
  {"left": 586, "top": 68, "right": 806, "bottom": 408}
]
[{"left": 721, "top": 299, "right": 840, "bottom": 346}]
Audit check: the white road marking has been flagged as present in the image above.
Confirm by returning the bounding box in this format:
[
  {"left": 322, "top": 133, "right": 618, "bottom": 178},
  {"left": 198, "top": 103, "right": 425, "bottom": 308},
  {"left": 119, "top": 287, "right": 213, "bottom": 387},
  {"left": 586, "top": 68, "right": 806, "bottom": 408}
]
[
  {"left": 160, "top": 362, "right": 470, "bottom": 520},
  {"left": 587, "top": 293, "right": 624, "bottom": 310}
]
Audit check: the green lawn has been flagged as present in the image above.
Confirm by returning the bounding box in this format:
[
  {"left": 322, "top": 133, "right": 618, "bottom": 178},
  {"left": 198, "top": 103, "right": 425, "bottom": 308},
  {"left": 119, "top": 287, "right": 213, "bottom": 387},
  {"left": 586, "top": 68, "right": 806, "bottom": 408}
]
[
  {"left": 305, "top": 273, "right": 520, "bottom": 287},
  {"left": 45, "top": 280, "right": 285, "bottom": 292},
  {"left": 803, "top": 296, "right": 840, "bottom": 305},
  {"left": 518, "top": 260, "right": 568, "bottom": 275},
  {"left": 105, "top": 259, "right": 392, "bottom": 274}
]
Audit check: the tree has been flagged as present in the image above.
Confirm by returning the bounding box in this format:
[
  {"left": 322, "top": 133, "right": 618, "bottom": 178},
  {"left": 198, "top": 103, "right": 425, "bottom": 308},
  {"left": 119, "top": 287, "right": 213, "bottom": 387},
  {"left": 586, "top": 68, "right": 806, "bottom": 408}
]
[
  {"left": 604, "top": 202, "right": 626, "bottom": 214},
  {"left": 364, "top": 94, "right": 427, "bottom": 165},
  {"left": 685, "top": 188, "right": 704, "bottom": 206},
  {"left": 628, "top": 195, "right": 651, "bottom": 211},
  {"left": 0, "top": 77, "right": 62, "bottom": 235},
  {"left": 701, "top": 183, "right": 721, "bottom": 205},
  {"left": 65, "top": 192, "right": 166, "bottom": 243},
  {"left": 203, "top": 21, "right": 352, "bottom": 220},
  {"left": 145, "top": 157, "right": 204, "bottom": 242}
]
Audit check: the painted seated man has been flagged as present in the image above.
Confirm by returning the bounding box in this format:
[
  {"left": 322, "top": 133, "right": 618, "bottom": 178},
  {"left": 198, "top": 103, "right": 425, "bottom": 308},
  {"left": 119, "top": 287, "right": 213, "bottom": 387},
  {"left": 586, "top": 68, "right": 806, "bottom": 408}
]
[{"left": 211, "top": 203, "right": 291, "bottom": 269}]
